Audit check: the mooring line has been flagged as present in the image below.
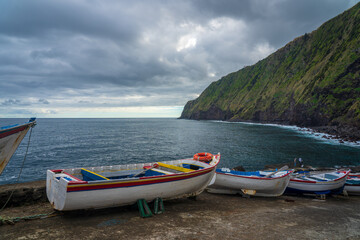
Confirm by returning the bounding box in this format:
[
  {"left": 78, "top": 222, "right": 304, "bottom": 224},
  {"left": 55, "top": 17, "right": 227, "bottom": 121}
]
[
  {"left": 0, "top": 211, "right": 61, "bottom": 225},
  {"left": 0, "top": 126, "right": 34, "bottom": 212}
]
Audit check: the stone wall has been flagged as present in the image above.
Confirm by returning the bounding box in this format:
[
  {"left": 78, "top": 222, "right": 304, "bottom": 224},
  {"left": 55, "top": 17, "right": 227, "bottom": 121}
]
[{"left": 0, "top": 180, "right": 47, "bottom": 208}]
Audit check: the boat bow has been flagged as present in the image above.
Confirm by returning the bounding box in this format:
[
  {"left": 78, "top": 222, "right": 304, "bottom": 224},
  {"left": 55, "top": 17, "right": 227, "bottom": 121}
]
[{"left": 0, "top": 118, "right": 36, "bottom": 175}]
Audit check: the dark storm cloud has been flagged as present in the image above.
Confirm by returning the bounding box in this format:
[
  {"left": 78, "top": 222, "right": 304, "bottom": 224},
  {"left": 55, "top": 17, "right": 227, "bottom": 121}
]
[
  {"left": 0, "top": 0, "right": 358, "bottom": 116},
  {"left": 0, "top": 0, "right": 139, "bottom": 41},
  {"left": 191, "top": 0, "right": 354, "bottom": 46},
  {"left": 191, "top": 0, "right": 350, "bottom": 21}
]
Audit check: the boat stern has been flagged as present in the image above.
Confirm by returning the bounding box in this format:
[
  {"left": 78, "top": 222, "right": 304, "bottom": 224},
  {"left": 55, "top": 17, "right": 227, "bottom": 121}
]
[{"left": 46, "top": 169, "right": 79, "bottom": 210}]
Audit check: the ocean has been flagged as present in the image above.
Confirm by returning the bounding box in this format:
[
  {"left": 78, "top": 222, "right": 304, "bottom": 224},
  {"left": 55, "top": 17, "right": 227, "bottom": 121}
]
[{"left": 1, "top": 118, "right": 359, "bottom": 185}]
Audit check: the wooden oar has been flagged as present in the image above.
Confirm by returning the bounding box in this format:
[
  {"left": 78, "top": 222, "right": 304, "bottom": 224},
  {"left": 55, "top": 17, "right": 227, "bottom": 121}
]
[
  {"left": 264, "top": 165, "right": 289, "bottom": 178},
  {"left": 133, "top": 163, "right": 159, "bottom": 177}
]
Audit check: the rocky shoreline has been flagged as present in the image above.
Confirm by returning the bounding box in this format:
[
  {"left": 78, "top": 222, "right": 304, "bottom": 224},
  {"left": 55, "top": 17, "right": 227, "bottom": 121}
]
[
  {"left": 309, "top": 125, "right": 360, "bottom": 143},
  {"left": 231, "top": 120, "right": 360, "bottom": 143},
  {"left": 179, "top": 117, "right": 360, "bottom": 145}
]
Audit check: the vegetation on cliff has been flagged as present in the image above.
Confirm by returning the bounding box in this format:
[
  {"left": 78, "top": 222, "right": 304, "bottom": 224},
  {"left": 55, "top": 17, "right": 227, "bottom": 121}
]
[{"left": 180, "top": 3, "right": 360, "bottom": 139}]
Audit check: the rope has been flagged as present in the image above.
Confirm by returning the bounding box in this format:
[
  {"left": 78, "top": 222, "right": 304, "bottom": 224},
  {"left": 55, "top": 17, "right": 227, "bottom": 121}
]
[
  {"left": 0, "top": 126, "right": 34, "bottom": 212},
  {"left": 0, "top": 211, "right": 60, "bottom": 225},
  {"left": 0, "top": 123, "right": 58, "bottom": 226}
]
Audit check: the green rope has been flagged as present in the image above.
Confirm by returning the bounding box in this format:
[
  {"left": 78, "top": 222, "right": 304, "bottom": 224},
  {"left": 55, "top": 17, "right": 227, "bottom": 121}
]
[
  {"left": 0, "top": 126, "right": 34, "bottom": 212},
  {"left": 0, "top": 212, "right": 60, "bottom": 225}
]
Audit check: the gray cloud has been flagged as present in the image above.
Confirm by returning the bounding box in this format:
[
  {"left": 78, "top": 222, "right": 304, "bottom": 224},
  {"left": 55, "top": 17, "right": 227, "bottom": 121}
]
[
  {"left": 0, "top": 0, "right": 358, "bottom": 117},
  {"left": 38, "top": 99, "right": 50, "bottom": 104},
  {"left": 1, "top": 99, "right": 22, "bottom": 106}
]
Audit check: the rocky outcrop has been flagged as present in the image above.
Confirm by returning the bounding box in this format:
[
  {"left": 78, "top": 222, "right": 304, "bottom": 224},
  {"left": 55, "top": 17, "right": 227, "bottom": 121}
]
[{"left": 181, "top": 104, "right": 233, "bottom": 120}]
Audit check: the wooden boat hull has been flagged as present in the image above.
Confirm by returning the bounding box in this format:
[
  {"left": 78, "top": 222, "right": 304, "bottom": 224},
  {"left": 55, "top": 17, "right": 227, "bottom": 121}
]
[
  {"left": 47, "top": 154, "right": 220, "bottom": 211},
  {"left": 207, "top": 169, "right": 291, "bottom": 197},
  {"left": 344, "top": 173, "right": 360, "bottom": 195},
  {"left": 0, "top": 119, "right": 36, "bottom": 175},
  {"left": 286, "top": 170, "right": 350, "bottom": 195}
]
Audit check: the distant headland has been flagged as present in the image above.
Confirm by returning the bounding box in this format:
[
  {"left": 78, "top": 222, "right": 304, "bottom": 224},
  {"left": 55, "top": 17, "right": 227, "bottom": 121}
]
[{"left": 180, "top": 3, "right": 360, "bottom": 141}]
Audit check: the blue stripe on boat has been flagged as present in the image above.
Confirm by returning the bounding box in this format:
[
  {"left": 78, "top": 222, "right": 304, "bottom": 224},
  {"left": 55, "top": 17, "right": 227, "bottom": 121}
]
[{"left": 216, "top": 168, "right": 263, "bottom": 177}]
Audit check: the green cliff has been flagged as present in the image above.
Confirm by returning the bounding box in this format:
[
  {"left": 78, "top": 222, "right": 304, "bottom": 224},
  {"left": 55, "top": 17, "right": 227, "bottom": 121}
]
[{"left": 180, "top": 3, "right": 360, "bottom": 140}]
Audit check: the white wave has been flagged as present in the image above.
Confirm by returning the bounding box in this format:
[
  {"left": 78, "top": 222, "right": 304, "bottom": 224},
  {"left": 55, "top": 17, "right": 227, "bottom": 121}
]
[
  {"left": 213, "top": 120, "right": 360, "bottom": 148},
  {"left": 0, "top": 175, "right": 17, "bottom": 184},
  {"left": 291, "top": 127, "right": 360, "bottom": 148}
]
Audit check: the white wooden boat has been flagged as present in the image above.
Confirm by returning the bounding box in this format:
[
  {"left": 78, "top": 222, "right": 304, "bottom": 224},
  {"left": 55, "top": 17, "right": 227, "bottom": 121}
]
[
  {"left": 206, "top": 168, "right": 292, "bottom": 197},
  {"left": 344, "top": 173, "right": 360, "bottom": 195},
  {"left": 286, "top": 170, "right": 350, "bottom": 195},
  {"left": 0, "top": 118, "right": 36, "bottom": 175},
  {"left": 47, "top": 153, "right": 220, "bottom": 211}
]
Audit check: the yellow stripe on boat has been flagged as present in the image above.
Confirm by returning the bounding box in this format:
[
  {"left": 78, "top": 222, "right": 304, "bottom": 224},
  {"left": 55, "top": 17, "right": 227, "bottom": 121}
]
[
  {"left": 157, "top": 162, "right": 193, "bottom": 173},
  {"left": 81, "top": 168, "right": 109, "bottom": 180}
]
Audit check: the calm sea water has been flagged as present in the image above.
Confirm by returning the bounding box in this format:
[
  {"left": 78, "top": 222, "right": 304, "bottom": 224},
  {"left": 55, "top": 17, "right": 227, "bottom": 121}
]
[{"left": 1, "top": 118, "right": 359, "bottom": 185}]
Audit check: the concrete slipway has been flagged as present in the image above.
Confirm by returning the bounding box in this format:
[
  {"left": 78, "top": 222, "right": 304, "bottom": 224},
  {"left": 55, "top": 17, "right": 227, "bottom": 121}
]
[{"left": 0, "top": 181, "right": 359, "bottom": 240}]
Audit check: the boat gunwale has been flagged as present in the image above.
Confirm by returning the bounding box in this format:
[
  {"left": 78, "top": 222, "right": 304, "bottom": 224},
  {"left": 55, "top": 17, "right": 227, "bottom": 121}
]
[
  {"left": 66, "top": 166, "right": 214, "bottom": 186},
  {"left": 345, "top": 178, "right": 360, "bottom": 186},
  {"left": 348, "top": 173, "right": 360, "bottom": 178},
  {"left": 50, "top": 155, "right": 220, "bottom": 190},
  {"left": 65, "top": 167, "right": 216, "bottom": 192},
  {"left": 345, "top": 183, "right": 360, "bottom": 186},
  {"left": 215, "top": 170, "right": 292, "bottom": 180},
  {"left": 290, "top": 170, "right": 350, "bottom": 184},
  {"left": 0, "top": 124, "right": 31, "bottom": 139},
  {"left": 0, "top": 119, "right": 35, "bottom": 131}
]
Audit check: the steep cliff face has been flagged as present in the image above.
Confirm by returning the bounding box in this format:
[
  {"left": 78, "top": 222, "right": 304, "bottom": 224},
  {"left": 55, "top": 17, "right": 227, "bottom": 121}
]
[{"left": 180, "top": 3, "right": 360, "bottom": 140}]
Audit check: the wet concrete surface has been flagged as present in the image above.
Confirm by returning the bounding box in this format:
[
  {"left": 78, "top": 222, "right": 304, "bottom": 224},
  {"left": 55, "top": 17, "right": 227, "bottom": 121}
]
[{"left": 1, "top": 184, "right": 359, "bottom": 240}]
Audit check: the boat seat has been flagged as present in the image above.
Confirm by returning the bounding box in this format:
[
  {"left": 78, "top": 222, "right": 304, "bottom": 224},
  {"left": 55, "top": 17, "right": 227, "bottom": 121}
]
[
  {"left": 182, "top": 164, "right": 204, "bottom": 170},
  {"left": 297, "top": 176, "right": 313, "bottom": 181},
  {"left": 81, "top": 168, "right": 110, "bottom": 181},
  {"left": 156, "top": 162, "right": 193, "bottom": 173},
  {"left": 101, "top": 169, "right": 143, "bottom": 178},
  {"left": 324, "top": 174, "right": 338, "bottom": 180},
  {"left": 307, "top": 176, "right": 327, "bottom": 181},
  {"left": 151, "top": 168, "right": 173, "bottom": 175}
]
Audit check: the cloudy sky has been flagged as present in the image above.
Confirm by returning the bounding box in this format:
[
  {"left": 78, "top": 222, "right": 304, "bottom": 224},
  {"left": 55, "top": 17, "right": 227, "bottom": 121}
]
[{"left": 0, "top": 0, "right": 358, "bottom": 118}]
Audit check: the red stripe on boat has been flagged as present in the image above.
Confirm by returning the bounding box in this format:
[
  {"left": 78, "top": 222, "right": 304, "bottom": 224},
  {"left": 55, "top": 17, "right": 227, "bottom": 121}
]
[
  {"left": 290, "top": 179, "right": 316, "bottom": 183},
  {"left": 67, "top": 168, "right": 213, "bottom": 192},
  {"left": 0, "top": 125, "right": 28, "bottom": 139},
  {"left": 62, "top": 171, "right": 84, "bottom": 182}
]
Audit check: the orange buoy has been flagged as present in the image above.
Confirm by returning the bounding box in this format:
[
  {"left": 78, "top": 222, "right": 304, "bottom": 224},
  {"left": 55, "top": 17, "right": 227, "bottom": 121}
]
[{"left": 193, "top": 152, "right": 213, "bottom": 162}]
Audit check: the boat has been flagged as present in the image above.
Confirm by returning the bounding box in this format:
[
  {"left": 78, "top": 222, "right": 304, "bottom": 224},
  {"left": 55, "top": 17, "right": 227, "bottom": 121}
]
[
  {"left": 344, "top": 173, "right": 360, "bottom": 195},
  {"left": 206, "top": 167, "right": 292, "bottom": 197},
  {"left": 0, "top": 118, "right": 36, "bottom": 175},
  {"left": 46, "top": 152, "right": 221, "bottom": 211},
  {"left": 286, "top": 170, "right": 350, "bottom": 195}
]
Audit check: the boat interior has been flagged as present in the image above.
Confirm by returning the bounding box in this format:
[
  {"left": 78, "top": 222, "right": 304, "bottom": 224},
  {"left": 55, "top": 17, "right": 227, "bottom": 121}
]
[
  {"left": 53, "top": 162, "right": 206, "bottom": 182},
  {"left": 292, "top": 171, "right": 345, "bottom": 182},
  {"left": 346, "top": 179, "right": 360, "bottom": 185},
  {"left": 217, "top": 168, "right": 287, "bottom": 178}
]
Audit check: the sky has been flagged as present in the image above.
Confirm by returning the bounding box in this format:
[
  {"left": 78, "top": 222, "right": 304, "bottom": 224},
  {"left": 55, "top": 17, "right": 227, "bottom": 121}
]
[{"left": 0, "top": 0, "right": 358, "bottom": 118}]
